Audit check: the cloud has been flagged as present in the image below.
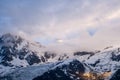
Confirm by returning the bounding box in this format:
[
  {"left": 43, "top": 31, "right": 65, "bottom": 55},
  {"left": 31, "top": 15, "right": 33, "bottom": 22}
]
[
  {"left": 106, "top": 9, "right": 120, "bottom": 20},
  {"left": 0, "top": 0, "right": 120, "bottom": 52}
]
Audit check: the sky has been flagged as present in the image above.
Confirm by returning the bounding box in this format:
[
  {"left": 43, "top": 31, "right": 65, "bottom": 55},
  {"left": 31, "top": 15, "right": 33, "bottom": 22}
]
[{"left": 0, "top": 0, "right": 120, "bottom": 52}]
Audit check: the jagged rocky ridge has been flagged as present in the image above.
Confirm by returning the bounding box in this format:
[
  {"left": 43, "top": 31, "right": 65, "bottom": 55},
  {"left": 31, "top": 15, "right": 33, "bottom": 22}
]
[{"left": 0, "top": 33, "right": 120, "bottom": 80}]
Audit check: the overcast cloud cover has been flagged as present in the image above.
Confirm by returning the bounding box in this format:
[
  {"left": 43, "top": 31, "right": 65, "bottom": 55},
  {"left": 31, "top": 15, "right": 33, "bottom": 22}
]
[{"left": 0, "top": 0, "right": 120, "bottom": 52}]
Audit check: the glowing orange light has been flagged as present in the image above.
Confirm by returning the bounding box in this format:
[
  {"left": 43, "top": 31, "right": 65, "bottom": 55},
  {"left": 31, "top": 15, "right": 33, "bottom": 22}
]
[{"left": 83, "top": 73, "right": 91, "bottom": 77}]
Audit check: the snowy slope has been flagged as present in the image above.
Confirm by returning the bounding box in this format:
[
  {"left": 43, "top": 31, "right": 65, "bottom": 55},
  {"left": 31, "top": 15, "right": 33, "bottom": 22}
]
[
  {"left": 1, "top": 59, "right": 88, "bottom": 80},
  {"left": 86, "top": 46, "right": 120, "bottom": 72},
  {"left": 4, "top": 63, "right": 55, "bottom": 80},
  {"left": 84, "top": 46, "right": 120, "bottom": 80}
]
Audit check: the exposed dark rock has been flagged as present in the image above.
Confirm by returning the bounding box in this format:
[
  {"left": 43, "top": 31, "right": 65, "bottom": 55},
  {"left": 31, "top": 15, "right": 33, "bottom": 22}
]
[
  {"left": 25, "top": 53, "right": 41, "bottom": 65},
  {"left": 111, "top": 52, "right": 120, "bottom": 61},
  {"left": 44, "top": 52, "right": 56, "bottom": 59},
  {"left": 104, "top": 46, "right": 113, "bottom": 50},
  {"left": 0, "top": 38, "right": 3, "bottom": 43},
  {"left": 41, "top": 56, "right": 46, "bottom": 62},
  {"left": 58, "top": 54, "right": 69, "bottom": 61},
  {"left": 74, "top": 51, "right": 94, "bottom": 56},
  {"left": 33, "top": 60, "right": 85, "bottom": 80},
  {"left": 0, "top": 76, "right": 12, "bottom": 80},
  {"left": 110, "top": 69, "right": 120, "bottom": 80},
  {"left": 90, "top": 59, "right": 100, "bottom": 67},
  {"left": 18, "top": 48, "right": 28, "bottom": 60},
  {"left": 0, "top": 62, "right": 13, "bottom": 67},
  {"left": 0, "top": 46, "right": 13, "bottom": 62}
]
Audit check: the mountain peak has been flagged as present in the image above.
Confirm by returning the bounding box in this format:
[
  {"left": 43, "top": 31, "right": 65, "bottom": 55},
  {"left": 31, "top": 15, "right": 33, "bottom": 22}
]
[
  {"left": 0, "top": 33, "right": 23, "bottom": 43},
  {"left": 0, "top": 33, "right": 44, "bottom": 71}
]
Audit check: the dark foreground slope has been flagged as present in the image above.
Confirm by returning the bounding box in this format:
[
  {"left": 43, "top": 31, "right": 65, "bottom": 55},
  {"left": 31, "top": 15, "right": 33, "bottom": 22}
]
[{"left": 33, "top": 60, "right": 85, "bottom": 80}]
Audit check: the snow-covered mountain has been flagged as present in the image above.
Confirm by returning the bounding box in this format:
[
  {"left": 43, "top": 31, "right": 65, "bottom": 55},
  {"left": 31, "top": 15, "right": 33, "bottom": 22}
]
[
  {"left": 0, "top": 33, "right": 79, "bottom": 76},
  {"left": 0, "top": 33, "right": 58, "bottom": 76},
  {"left": 0, "top": 33, "right": 41, "bottom": 75},
  {"left": 0, "top": 33, "right": 120, "bottom": 80},
  {"left": 32, "top": 47, "right": 120, "bottom": 80}
]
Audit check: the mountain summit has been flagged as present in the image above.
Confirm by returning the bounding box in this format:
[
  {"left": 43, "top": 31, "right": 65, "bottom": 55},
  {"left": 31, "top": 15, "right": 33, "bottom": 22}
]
[{"left": 0, "top": 33, "right": 45, "bottom": 75}]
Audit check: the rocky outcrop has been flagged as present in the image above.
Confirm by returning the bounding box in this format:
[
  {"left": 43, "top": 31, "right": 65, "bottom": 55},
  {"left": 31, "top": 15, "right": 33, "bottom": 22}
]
[{"left": 33, "top": 60, "right": 85, "bottom": 80}]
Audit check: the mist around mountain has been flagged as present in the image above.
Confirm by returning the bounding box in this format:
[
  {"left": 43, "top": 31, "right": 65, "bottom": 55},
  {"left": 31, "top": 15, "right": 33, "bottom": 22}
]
[{"left": 0, "top": 33, "right": 120, "bottom": 80}]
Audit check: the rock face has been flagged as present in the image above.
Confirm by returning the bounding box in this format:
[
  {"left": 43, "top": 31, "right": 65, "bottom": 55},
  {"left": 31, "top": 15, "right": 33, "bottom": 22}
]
[
  {"left": 33, "top": 60, "right": 85, "bottom": 80},
  {"left": 110, "top": 69, "right": 120, "bottom": 80},
  {"left": 74, "top": 51, "right": 94, "bottom": 56}
]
